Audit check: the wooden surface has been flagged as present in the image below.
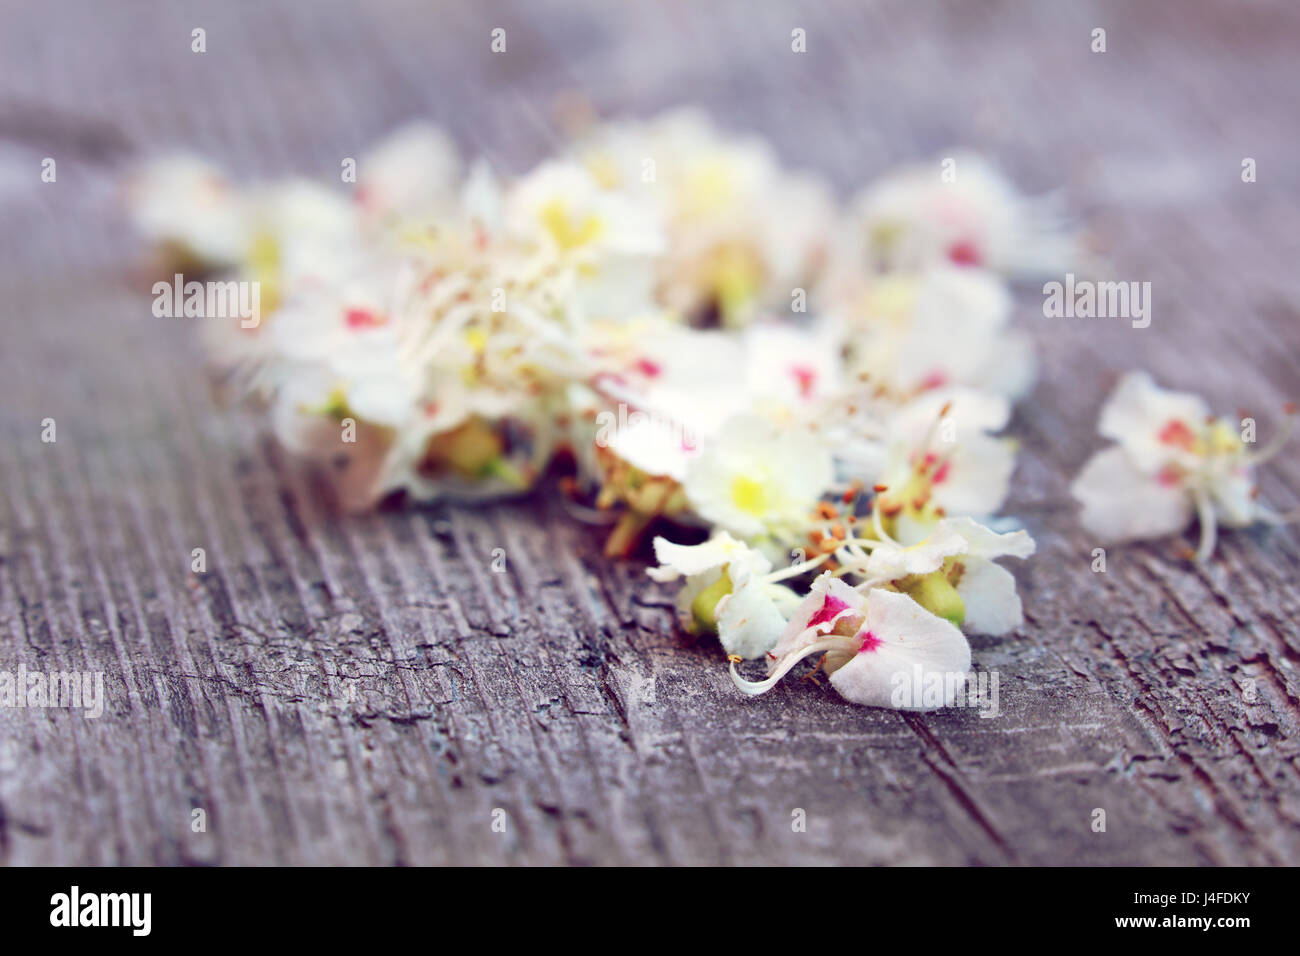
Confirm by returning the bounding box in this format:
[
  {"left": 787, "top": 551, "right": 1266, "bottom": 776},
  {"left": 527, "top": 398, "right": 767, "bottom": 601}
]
[{"left": 1, "top": 0, "right": 1298, "bottom": 865}]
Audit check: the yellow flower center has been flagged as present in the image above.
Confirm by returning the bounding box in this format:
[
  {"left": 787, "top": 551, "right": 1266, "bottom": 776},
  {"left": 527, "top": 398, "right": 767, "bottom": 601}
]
[
  {"left": 246, "top": 231, "right": 283, "bottom": 317},
  {"left": 585, "top": 154, "right": 621, "bottom": 189},
  {"left": 682, "top": 158, "right": 736, "bottom": 216},
  {"left": 704, "top": 243, "right": 762, "bottom": 322},
  {"left": 730, "top": 475, "right": 768, "bottom": 516},
  {"left": 540, "top": 200, "right": 603, "bottom": 251},
  {"left": 863, "top": 275, "right": 918, "bottom": 325}
]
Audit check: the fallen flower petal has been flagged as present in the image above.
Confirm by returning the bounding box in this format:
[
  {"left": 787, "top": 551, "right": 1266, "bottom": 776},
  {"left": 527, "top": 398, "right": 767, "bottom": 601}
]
[{"left": 731, "top": 587, "right": 971, "bottom": 709}]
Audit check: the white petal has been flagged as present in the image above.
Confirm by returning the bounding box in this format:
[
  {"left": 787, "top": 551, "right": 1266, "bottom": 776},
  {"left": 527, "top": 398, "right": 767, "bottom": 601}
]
[
  {"left": 865, "top": 523, "right": 968, "bottom": 579},
  {"left": 127, "top": 154, "right": 251, "bottom": 264},
  {"left": 955, "top": 559, "right": 1023, "bottom": 635},
  {"left": 743, "top": 321, "right": 843, "bottom": 407},
  {"left": 608, "top": 417, "right": 693, "bottom": 481},
  {"left": 1098, "top": 371, "right": 1210, "bottom": 473},
  {"left": 646, "top": 532, "right": 761, "bottom": 581},
  {"left": 829, "top": 590, "right": 972, "bottom": 709},
  {"left": 717, "top": 582, "right": 794, "bottom": 659},
  {"left": 358, "top": 122, "right": 460, "bottom": 218},
  {"left": 930, "top": 433, "right": 1016, "bottom": 517},
  {"left": 943, "top": 515, "right": 1036, "bottom": 560},
  {"left": 683, "top": 415, "right": 834, "bottom": 538},
  {"left": 767, "top": 573, "right": 865, "bottom": 665},
  {"left": 669, "top": 567, "right": 723, "bottom": 620},
  {"left": 901, "top": 387, "right": 1011, "bottom": 435},
  {"left": 1071, "top": 447, "right": 1193, "bottom": 543},
  {"left": 1210, "top": 466, "right": 1259, "bottom": 528}
]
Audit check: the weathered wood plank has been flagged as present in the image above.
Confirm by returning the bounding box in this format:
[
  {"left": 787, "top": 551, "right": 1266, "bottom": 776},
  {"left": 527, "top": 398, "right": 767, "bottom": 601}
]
[{"left": 0, "top": 0, "right": 1297, "bottom": 865}]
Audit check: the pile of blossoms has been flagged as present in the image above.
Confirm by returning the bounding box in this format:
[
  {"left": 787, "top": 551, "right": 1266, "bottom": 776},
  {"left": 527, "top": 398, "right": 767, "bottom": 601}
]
[{"left": 127, "top": 109, "right": 1110, "bottom": 711}]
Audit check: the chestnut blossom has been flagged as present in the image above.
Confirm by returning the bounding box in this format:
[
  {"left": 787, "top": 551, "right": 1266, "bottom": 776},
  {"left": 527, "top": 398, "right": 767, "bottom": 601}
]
[
  {"left": 1072, "top": 371, "right": 1296, "bottom": 561},
  {"left": 647, "top": 533, "right": 812, "bottom": 659},
  {"left": 682, "top": 415, "right": 835, "bottom": 541},
  {"left": 833, "top": 152, "right": 1077, "bottom": 278},
  {"left": 126, "top": 154, "right": 251, "bottom": 267},
  {"left": 576, "top": 108, "right": 834, "bottom": 326},
  {"left": 354, "top": 121, "right": 462, "bottom": 229},
  {"left": 861, "top": 388, "right": 1017, "bottom": 525},
  {"left": 505, "top": 161, "right": 664, "bottom": 260},
  {"left": 830, "top": 266, "right": 1037, "bottom": 401},
  {"left": 742, "top": 320, "right": 845, "bottom": 418},
  {"left": 842, "top": 514, "right": 1036, "bottom": 635},
  {"left": 730, "top": 575, "right": 971, "bottom": 709}
]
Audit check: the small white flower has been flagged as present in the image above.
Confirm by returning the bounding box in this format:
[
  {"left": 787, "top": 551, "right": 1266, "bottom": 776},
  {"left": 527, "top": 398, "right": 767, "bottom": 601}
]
[
  {"left": 862, "top": 521, "right": 970, "bottom": 580},
  {"left": 267, "top": 367, "right": 411, "bottom": 511},
  {"left": 647, "top": 533, "right": 807, "bottom": 659},
  {"left": 576, "top": 108, "right": 834, "bottom": 326},
  {"left": 742, "top": 320, "right": 845, "bottom": 417},
  {"left": 838, "top": 515, "right": 1035, "bottom": 636},
  {"left": 126, "top": 154, "right": 252, "bottom": 266},
  {"left": 1072, "top": 371, "right": 1296, "bottom": 561},
  {"left": 355, "top": 122, "right": 461, "bottom": 227},
  {"left": 939, "top": 516, "right": 1036, "bottom": 635},
  {"left": 831, "top": 267, "right": 1037, "bottom": 401},
  {"left": 506, "top": 160, "right": 664, "bottom": 260},
  {"left": 867, "top": 387, "right": 1017, "bottom": 521},
  {"left": 582, "top": 321, "right": 751, "bottom": 486},
  {"left": 683, "top": 415, "right": 834, "bottom": 541},
  {"left": 605, "top": 415, "right": 695, "bottom": 483},
  {"left": 250, "top": 179, "right": 362, "bottom": 288},
  {"left": 731, "top": 578, "right": 971, "bottom": 710},
  {"left": 835, "top": 152, "right": 1077, "bottom": 278},
  {"left": 756, "top": 573, "right": 869, "bottom": 678},
  {"left": 593, "top": 321, "right": 751, "bottom": 436},
  {"left": 497, "top": 160, "right": 665, "bottom": 323}
]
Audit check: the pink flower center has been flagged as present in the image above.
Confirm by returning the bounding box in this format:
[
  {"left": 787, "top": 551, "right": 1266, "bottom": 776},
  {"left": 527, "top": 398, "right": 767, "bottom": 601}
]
[
  {"left": 857, "top": 630, "right": 882, "bottom": 653},
  {"left": 790, "top": 363, "right": 817, "bottom": 398},
  {"left": 635, "top": 358, "right": 662, "bottom": 378},
  {"left": 1156, "top": 465, "right": 1182, "bottom": 487},
  {"left": 345, "top": 307, "right": 385, "bottom": 330},
  {"left": 808, "top": 595, "right": 850, "bottom": 629},
  {"left": 1157, "top": 419, "right": 1197, "bottom": 451},
  {"left": 947, "top": 239, "right": 982, "bottom": 266},
  {"left": 919, "top": 370, "right": 949, "bottom": 391}
]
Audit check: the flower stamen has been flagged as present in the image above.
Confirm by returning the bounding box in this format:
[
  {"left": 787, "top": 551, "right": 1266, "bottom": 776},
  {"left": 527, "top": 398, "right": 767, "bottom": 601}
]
[
  {"left": 1193, "top": 486, "right": 1218, "bottom": 564},
  {"left": 729, "top": 637, "right": 850, "bottom": 696},
  {"left": 1244, "top": 406, "right": 1296, "bottom": 466}
]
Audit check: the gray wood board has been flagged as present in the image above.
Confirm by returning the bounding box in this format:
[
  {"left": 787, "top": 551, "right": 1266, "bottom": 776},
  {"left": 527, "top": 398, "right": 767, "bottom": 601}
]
[{"left": 0, "top": 0, "right": 1297, "bottom": 864}]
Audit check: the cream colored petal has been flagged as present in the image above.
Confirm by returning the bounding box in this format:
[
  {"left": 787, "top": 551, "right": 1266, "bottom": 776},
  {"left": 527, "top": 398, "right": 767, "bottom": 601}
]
[
  {"left": 829, "top": 589, "right": 972, "bottom": 709},
  {"left": 1071, "top": 447, "right": 1193, "bottom": 543},
  {"left": 955, "top": 559, "right": 1023, "bottom": 635},
  {"left": 717, "top": 582, "right": 793, "bottom": 660},
  {"left": 943, "top": 515, "right": 1036, "bottom": 560}
]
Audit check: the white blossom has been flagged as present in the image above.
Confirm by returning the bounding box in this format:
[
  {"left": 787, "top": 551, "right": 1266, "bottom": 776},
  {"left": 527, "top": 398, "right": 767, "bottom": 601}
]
[
  {"left": 731, "top": 579, "right": 971, "bottom": 710},
  {"left": 1072, "top": 371, "right": 1295, "bottom": 561}
]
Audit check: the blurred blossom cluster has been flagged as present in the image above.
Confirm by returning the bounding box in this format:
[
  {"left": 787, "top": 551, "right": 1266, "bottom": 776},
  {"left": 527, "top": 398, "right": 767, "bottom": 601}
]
[{"left": 128, "top": 107, "right": 1081, "bottom": 709}]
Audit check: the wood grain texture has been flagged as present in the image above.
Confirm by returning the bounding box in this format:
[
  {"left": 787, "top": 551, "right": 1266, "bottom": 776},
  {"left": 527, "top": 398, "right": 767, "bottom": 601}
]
[{"left": 0, "top": 0, "right": 1298, "bottom": 865}]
